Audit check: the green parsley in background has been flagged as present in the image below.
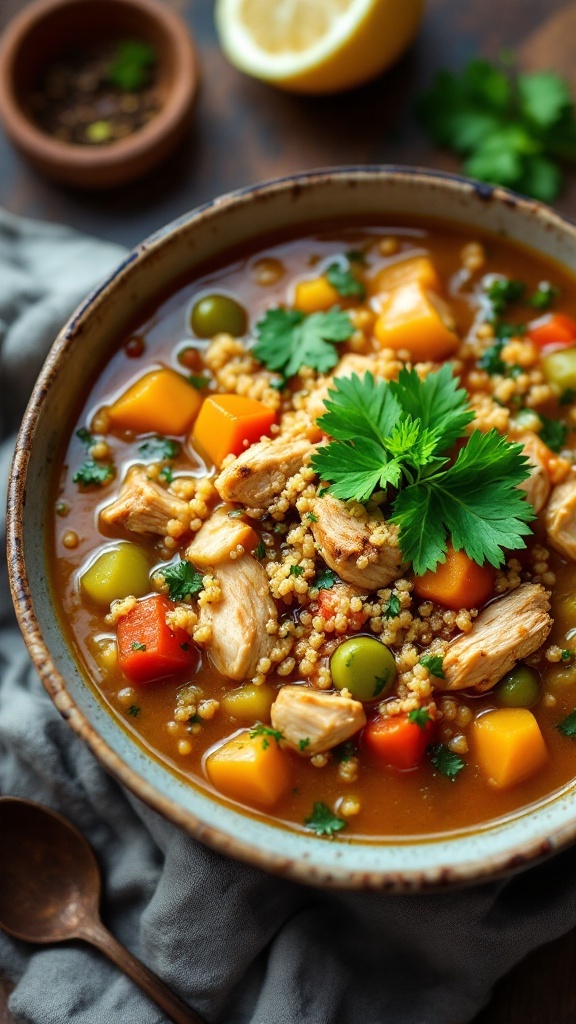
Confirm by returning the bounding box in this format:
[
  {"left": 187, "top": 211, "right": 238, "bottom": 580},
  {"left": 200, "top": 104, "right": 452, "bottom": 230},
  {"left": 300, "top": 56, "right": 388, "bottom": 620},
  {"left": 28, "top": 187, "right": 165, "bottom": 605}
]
[{"left": 418, "top": 59, "right": 576, "bottom": 202}]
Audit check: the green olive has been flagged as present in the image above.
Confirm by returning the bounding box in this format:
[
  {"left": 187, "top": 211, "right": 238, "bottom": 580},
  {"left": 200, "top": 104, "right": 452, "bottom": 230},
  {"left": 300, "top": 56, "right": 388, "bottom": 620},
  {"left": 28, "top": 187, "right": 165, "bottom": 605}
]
[
  {"left": 330, "top": 636, "right": 396, "bottom": 703},
  {"left": 494, "top": 665, "right": 540, "bottom": 708},
  {"left": 190, "top": 294, "right": 247, "bottom": 338}
]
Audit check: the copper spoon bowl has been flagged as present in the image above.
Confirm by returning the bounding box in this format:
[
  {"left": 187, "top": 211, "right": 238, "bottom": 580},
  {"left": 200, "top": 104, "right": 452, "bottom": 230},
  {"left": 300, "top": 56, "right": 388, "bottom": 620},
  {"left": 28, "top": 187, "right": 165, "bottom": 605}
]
[{"left": 0, "top": 797, "right": 205, "bottom": 1024}]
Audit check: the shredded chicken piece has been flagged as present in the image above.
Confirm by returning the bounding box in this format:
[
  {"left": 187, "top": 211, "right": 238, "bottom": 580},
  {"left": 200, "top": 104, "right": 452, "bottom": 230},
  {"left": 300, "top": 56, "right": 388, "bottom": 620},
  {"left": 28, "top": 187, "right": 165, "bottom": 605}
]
[
  {"left": 438, "top": 584, "right": 552, "bottom": 692},
  {"left": 516, "top": 431, "right": 552, "bottom": 513},
  {"left": 100, "top": 466, "right": 191, "bottom": 537},
  {"left": 545, "top": 474, "right": 576, "bottom": 561},
  {"left": 310, "top": 494, "right": 405, "bottom": 589},
  {"left": 186, "top": 505, "right": 256, "bottom": 567},
  {"left": 197, "top": 555, "right": 277, "bottom": 680},
  {"left": 270, "top": 685, "right": 366, "bottom": 755},
  {"left": 215, "top": 437, "right": 314, "bottom": 509}
]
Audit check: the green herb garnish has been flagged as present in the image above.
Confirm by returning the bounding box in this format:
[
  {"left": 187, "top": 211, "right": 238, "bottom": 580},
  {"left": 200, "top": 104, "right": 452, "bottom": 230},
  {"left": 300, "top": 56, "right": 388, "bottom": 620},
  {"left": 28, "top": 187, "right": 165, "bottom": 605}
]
[
  {"left": 484, "top": 277, "right": 526, "bottom": 315},
  {"left": 73, "top": 461, "right": 114, "bottom": 488},
  {"left": 419, "top": 654, "right": 445, "bottom": 679},
  {"left": 325, "top": 261, "right": 366, "bottom": 299},
  {"left": 384, "top": 594, "right": 401, "bottom": 619},
  {"left": 557, "top": 708, "right": 576, "bottom": 738},
  {"left": 315, "top": 567, "right": 339, "bottom": 591},
  {"left": 306, "top": 512, "right": 319, "bottom": 523},
  {"left": 530, "top": 282, "right": 559, "bottom": 310},
  {"left": 539, "top": 415, "right": 567, "bottom": 453},
  {"left": 138, "top": 436, "right": 180, "bottom": 461},
  {"left": 108, "top": 40, "right": 156, "bottom": 92},
  {"left": 158, "top": 466, "right": 173, "bottom": 485},
  {"left": 131, "top": 641, "right": 146, "bottom": 652},
  {"left": 334, "top": 741, "right": 357, "bottom": 763},
  {"left": 128, "top": 704, "right": 141, "bottom": 717},
  {"left": 76, "top": 427, "right": 93, "bottom": 447},
  {"left": 162, "top": 560, "right": 204, "bottom": 601},
  {"left": 429, "top": 743, "right": 465, "bottom": 778},
  {"left": 561, "top": 649, "right": 573, "bottom": 662},
  {"left": 254, "top": 540, "right": 267, "bottom": 560},
  {"left": 253, "top": 307, "right": 353, "bottom": 378},
  {"left": 298, "top": 737, "right": 311, "bottom": 752},
  {"left": 409, "top": 707, "right": 431, "bottom": 729},
  {"left": 304, "top": 802, "right": 347, "bottom": 837},
  {"left": 290, "top": 565, "right": 304, "bottom": 577},
  {"left": 249, "top": 724, "right": 284, "bottom": 750},
  {"left": 188, "top": 375, "right": 211, "bottom": 390}
]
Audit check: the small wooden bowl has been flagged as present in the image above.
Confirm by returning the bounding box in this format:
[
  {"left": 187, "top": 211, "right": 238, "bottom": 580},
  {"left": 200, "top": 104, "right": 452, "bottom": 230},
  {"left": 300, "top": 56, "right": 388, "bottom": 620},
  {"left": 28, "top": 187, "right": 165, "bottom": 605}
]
[{"left": 0, "top": 0, "right": 199, "bottom": 189}]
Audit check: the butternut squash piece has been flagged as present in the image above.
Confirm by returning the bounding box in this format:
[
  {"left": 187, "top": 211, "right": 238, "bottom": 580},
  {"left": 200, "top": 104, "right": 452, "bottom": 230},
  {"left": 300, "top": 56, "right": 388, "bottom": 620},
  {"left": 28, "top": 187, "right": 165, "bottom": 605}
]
[
  {"left": 221, "top": 684, "right": 276, "bottom": 722},
  {"left": 370, "top": 255, "right": 441, "bottom": 297},
  {"left": 413, "top": 545, "right": 495, "bottom": 611},
  {"left": 374, "top": 281, "right": 458, "bottom": 360},
  {"left": 205, "top": 729, "right": 292, "bottom": 807},
  {"left": 294, "top": 276, "right": 341, "bottom": 313},
  {"left": 109, "top": 369, "right": 202, "bottom": 435},
  {"left": 473, "top": 708, "right": 548, "bottom": 789},
  {"left": 192, "top": 395, "right": 275, "bottom": 467}
]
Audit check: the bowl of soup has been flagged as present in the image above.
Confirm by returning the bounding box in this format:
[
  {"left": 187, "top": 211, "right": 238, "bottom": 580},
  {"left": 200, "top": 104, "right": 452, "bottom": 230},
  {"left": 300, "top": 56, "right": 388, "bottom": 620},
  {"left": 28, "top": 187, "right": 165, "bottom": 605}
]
[{"left": 8, "top": 167, "right": 576, "bottom": 889}]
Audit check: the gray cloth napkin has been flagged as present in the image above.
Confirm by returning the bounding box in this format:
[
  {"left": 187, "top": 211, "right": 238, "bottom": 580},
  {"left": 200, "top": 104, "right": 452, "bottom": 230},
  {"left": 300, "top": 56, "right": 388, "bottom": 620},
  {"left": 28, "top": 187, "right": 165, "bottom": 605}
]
[{"left": 2, "top": 207, "right": 576, "bottom": 1024}]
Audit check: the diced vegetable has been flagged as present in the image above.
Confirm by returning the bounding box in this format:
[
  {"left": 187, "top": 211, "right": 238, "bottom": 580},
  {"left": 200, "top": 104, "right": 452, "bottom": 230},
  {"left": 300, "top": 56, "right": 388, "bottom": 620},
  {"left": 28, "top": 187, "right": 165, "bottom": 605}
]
[
  {"left": 205, "top": 729, "right": 293, "bottom": 806},
  {"left": 220, "top": 683, "right": 276, "bottom": 722},
  {"left": 413, "top": 545, "right": 495, "bottom": 611},
  {"left": 80, "top": 543, "right": 150, "bottom": 606},
  {"left": 494, "top": 666, "right": 540, "bottom": 708},
  {"left": 109, "top": 368, "right": 202, "bottom": 435},
  {"left": 373, "top": 282, "right": 459, "bottom": 359},
  {"left": 362, "top": 710, "right": 436, "bottom": 770},
  {"left": 473, "top": 708, "right": 548, "bottom": 789},
  {"left": 294, "top": 276, "right": 341, "bottom": 313},
  {"left": 117, "top": 594, "right": 197, "bottom": 684},
  {"left": 191, "top": 395, "right": 276, "bottom": 466},
  {"left": 330, "top": 636, "right": 396, "bottom": 702},
  {"left": 542, "top": 346, "right": 576, "bottom": 391},
  {"left": 190, "top": 294, "right": 247, "bottom": 338},
  {"left": 369, "top": 256, "right": 441, "bottom": 297},
  {"left": 528, "top": 313, "right": 576, "bottom": 353}
]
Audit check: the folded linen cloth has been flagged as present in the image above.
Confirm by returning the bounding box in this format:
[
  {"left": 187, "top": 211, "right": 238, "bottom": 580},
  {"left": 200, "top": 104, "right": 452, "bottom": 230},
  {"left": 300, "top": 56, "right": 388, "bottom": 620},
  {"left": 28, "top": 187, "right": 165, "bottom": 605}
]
[{"left": 2, "top": 207, "right": 576, "bottom": 1024}]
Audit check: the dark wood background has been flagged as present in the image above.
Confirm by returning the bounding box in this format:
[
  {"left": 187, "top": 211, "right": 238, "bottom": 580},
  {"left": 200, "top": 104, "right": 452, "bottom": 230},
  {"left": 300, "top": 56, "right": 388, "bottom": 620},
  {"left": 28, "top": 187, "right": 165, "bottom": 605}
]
[{"left": 2, "top": 1, "right": 576, "bottom": 1021}]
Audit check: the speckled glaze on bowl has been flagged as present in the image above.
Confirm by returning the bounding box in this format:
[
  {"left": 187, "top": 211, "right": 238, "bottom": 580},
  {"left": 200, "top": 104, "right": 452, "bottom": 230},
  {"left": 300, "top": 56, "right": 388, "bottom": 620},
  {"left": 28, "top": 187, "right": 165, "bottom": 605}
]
[{"left": 8, "top": 167, "right": 576, "bottom": 890}]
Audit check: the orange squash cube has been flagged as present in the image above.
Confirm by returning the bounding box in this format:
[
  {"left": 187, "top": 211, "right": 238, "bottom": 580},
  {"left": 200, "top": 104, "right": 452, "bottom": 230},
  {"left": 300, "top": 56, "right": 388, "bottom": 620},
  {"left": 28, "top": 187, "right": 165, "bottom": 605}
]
[
  {"left": 109, "top": 368, "right": 202, "bottom": 435},
  {"left": 374, "top": 282, "right": 459, "bottom": 360},
  {"left": 191, "top": 394, "right": 275, "bottom": 466},
  {"left": 205, "top": 730, "right": 293, "bottom": 807},
  {"left": 370, "top": 255, "right": 442, "bottom": 298},
  {"left": 473, "top": 708, "right": 548, "bottom": 789},
  {"left": 294, "top": 276, "right": 341, "bottom": 313}
]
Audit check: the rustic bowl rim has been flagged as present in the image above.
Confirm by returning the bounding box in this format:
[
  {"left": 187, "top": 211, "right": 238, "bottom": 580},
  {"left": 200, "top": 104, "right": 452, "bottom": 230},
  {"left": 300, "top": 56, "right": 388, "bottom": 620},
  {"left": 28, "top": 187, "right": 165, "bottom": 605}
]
[
  {"left": 8, "top": 165, "right": 576, "bottom": 891},
  {"left": 0, "top": 0, "right": 199, "bottom": 184}
]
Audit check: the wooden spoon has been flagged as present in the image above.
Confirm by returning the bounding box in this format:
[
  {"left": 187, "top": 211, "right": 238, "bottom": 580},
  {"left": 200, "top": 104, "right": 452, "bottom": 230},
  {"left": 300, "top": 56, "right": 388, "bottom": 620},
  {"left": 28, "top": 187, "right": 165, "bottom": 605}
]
[{"left": 0, "top": 797, "right": 206, "bottom": 1024}]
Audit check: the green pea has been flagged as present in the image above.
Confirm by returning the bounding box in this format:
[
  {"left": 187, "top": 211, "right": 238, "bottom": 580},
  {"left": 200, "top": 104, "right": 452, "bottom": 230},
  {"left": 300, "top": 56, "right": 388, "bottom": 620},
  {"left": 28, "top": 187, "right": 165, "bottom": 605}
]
[
  {"left": 190, "top": 294, "right": 247, "bottom": 338},
  {"left": 330, "top": 636, "right": 396, "bottom": 703},
  {"left": 494, "top": 666, "right": 540, "bottom": 708}
]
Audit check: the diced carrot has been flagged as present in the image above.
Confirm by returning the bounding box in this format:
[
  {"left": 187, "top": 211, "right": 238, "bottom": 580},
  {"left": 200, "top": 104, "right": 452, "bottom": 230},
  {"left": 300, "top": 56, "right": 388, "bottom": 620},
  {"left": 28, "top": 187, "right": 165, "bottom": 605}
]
[
  {"left": 109, "top": 368, "right": 203, "bottom": 435},
  {"left": 294, "top": 276, "right": 341, "bottom": 313},
  {"left": 369, "top": 256, "right": 442, "bottom": 297},
  {"left": 374, "top": 282, "right": 459, "bottom": 360},
  {"left": 528, "top": 313, "right": 576, "bottom": 354},
  {"left": 473, "top": 708, "right": 548, "bottom": 789},
  {"left": 413, "top": 545, "right": 495, "bottom": 611},
  {"left": 117, "top": 594, "right": 197, "bottom": 685},
  {"left": 191, "top": 395, "right": 276, "bottom": 467},
  {"left": 205, "top": 729, "right": 293, "bottom": 807},
  {"left": 314, "top": 586, "right": 368, "bottom": 632},
  {"left": 362, "top": 710, "right": 436, "bottom": 770}
]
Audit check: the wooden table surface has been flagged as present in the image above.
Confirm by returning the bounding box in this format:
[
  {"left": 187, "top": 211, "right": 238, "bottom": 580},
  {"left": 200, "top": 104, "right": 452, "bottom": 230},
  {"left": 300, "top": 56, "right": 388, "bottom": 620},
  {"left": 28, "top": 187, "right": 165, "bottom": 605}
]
[{"left": 2, "top": 1, "right": 576, "bottom": 1021}]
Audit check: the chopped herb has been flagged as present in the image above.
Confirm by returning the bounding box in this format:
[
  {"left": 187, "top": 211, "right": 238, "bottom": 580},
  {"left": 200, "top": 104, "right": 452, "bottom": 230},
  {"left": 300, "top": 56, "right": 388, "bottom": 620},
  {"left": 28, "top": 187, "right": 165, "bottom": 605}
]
[
  {"left": 187, "top": 714, "right": 201, "bottom": 728},
  {"left": 188, "top": 375, "right": 211, "bottom": 390},
  {"left": 108, "top": 39, "right": 156, "bottom": 92},
  {"left": 138, "top": 436, "right": 180, "bottom": 461},
  {"left": 306, "top": 512, "right": 319, "bottom": 523},
  {"left": 228, "top": 508, "right": 244, "bottom": 518},
  {"left": 254, "top": 540, "right": 267, "bottom": 560},
  {"left": 273, "top": 522, "right": 286, "bottom": 534},
  {"left": 158, "top": 466, "right": 173, "bottom": 484},
  {"left": 419, "top": 654, "right": 445, "bottom": 679},
  {"left": 130, "top": 641, "right": 147, "bottom": 652},
  {"left": 311, "top": 366, "right": 534, "bottom": 575},
  {"left": 479, "top": 341, "right": 506, "bottom": 375},
  {"left": 73, "top": 460, "right": 114, "bottom": 487},
  {"left": 249, "top": 724, "right": 284, "bottom": 749},
  {"left": 162, "top": 560, "right": 204, "bottom": 601},
  {"left": 557, "top": 708, "right": 576, "bottom": 738},
  {"left": 429, "top": 743, "right": 465, "bottom": 778},
  {"left": 484, "top": 277, "right": 525, "bottom": 315},
  {"left": 494, "top": 321, "right": 526, "bottom": 341},
  {"left": 539, "top": 415, "right": 567, "bottom": 453},
  {"left": 384, "top": 594, "right": 401, "bottom": 619},
  {"left": 561, "top": 649, "right": 573, "bottom": 662},
  {"left": 325, "top": 260, "right": 366, "bottom": 299},
  {"left": 334, "top": 741, "right": 357, "bottom": 763},
  {"left": 298, "top": 737, "right": 311, "bottom": 752},
  {"left": 304, "top": 801, "right": 347, "bottom": 837},
  {"left": 290, "top": 565, "right": 304, "bottom": 577},
  {"left": 315, "top": 567, "right": 339, "bottom": 590},
  {"left": 530, "top": 282, "right": 559, "bottom": 310},
  {"left": 409, "top": 707, "right": 431, "bottom": 729},
  {"left": 76, "top": 427, "right": 93, "bottom": 446},
  {"left": 128, "top": 704, "right": 141, "bottom": 717},
  {"left": 560, "top": 388, "right": 576, "bottom": 407},
  {"left": 253, "top": 307, "right": 354, "bottom": 378}
]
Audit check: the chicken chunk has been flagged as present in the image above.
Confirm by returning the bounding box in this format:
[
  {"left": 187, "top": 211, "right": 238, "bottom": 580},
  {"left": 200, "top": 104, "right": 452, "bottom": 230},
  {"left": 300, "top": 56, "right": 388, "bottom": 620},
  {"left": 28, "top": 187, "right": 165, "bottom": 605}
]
[
  {"left": 215, "top": 437, "right": 314, "bottom": 509},
  {"left": 197, "top": 555, "right": 277, "bottom": 680},
  {"left": 310, "top": 494, "right": 405, "bottom": 589},
  {"left": 438, "top": 584, "right": 552, "bottom": 692},
  {"left": 516, "top": 432, "right": 552, "bottom": 513},
  {"left": 270, "top": 685, "right": 366, "bottom": 756},
  {"left": 186, "top": 505, "right": 257, "bottom": 567},
  {"left": 545, "top": 474, "right": 576, "bottom": 561},
  {"left": 100, "top": 467, "right": 191, "bottom": 537}
]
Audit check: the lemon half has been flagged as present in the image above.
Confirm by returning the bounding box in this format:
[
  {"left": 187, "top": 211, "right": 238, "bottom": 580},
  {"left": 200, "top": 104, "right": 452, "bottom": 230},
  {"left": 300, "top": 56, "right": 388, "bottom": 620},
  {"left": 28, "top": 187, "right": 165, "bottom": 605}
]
[{"left": 215, "top": 0, "right": 425, "bottom": 95}]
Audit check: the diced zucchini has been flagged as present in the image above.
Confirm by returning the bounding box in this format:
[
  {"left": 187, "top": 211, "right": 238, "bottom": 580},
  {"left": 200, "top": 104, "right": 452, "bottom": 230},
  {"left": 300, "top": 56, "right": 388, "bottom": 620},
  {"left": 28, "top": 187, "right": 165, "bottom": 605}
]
[
  {"left": 542, "top": 347, "right": 576, "bottom": 391},
  {"left": 80, "top": 543, "right": 150, "bottom": 606},
  {"left": 220, "top": 683, "right": 276, "bottom": 722}
]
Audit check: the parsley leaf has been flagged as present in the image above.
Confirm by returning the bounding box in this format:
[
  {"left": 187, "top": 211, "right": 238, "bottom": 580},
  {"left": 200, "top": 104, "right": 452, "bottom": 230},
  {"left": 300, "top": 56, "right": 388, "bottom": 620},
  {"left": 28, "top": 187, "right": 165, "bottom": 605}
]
[
  {"left": 409, "top": 707, "right": 431, "bottom": 729},
  {"left": 298, "top": 737, "right": 311, "bottom": 752},
  {"left": 419, "top": 654, "right": 445, "bottom": 679},
  {"left": 162, "top": 560, "right": 204, "bottom": 601},
  {"left": 479, "top": 341, "right": 506, "bottom": 375},
  {"left": 530, "top": 282, "right": 559, "bottom": 310},
  {"left": 539, "top": 415, "right": 567, "bottom": 453},
  {"left": 557, "top": 708, "right": 576, "bottom": 738},
  {"left": 76, "top": 427, "right": 93, "bottom": 446},
  {"left": 128, "top": 704, "right": 141, "bottom": 717},
  {"left": 131, "top": 641, "right": 146, "bottom": 652},
  {"left": 249, "top": 724, "right": 284, "bottom": 750},
  {"left": 384, "top": 594, "right": 401, "bottom": 619},
  {"left": 138, "top": 436, "right": 180, "bottom": 461},
  {"left": 304, "top": 802, "right": 347, "bottom": 837},
  {"left": 73, "top": 460, "right": 114, "bottom": 487},
  {"left": 253, "top": 307, "right": 353, "bottom": 378},
  {"left": 254, "top": 540, "right": 267, "bottom": 560},
  {"left": 326, "top": 261, "right": 366, "bottom": 299},
  {"left": 159, "top": 466, "right": 173, "bottom": 484},
  {"left": 484, "top": 277, "right": 525, "bottom": 315},
  {"left": 429, "top": 743, "right": 465, "bottom": 778},
  {"left": 290, "top": 565, "right": 304, "bottom": 577},
  {"left": 561, "top": 649, "right": 573, "bottom": 662},
  {"left": 315, "top": 567, "right": 339, "bottom": 590}
]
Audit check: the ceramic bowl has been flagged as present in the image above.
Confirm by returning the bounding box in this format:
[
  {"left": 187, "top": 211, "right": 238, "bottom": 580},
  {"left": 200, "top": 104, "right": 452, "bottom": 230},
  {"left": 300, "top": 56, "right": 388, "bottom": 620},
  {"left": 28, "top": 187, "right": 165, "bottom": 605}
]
[
  {"left": 8, "top": 167, "right": 576, "bottom": 890},
  {"left": 0, "top": 0, "right": 198, "bottom": 188}
]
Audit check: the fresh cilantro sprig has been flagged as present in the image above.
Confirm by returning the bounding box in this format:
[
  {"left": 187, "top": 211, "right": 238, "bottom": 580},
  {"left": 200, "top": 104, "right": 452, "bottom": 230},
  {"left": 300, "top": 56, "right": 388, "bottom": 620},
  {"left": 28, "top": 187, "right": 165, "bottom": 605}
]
[
  {"left": 253, "top": 307, "right": 353, "bottom": 379},
  {"left": 73, "top": 460, "right": 115, "bottom": 488},
  {"left": 384, "top": 594, "right": 401, "bottom": 619},
  {"left": 138, "top": 436, "right": 180, "bottom": 461},
  {"left": 162, "top": 560, "right": 204, "bottom": 601},
  {"left": 539, "top": 415, "right": 567, "bottom": 453},
  {"left": 304, "top": 802, "right": 347, "bottom": 837},
  {"left": 557, "top": 708, "right": 576, "bottom": 738},
  {"left": 409, "top": 707, "right": 431, "bottom": 729},
  {"left": 419, "top": 654, "right": 445, "bottom": 679},
  {"left": 429, "top": 743, "right": 465, "bottom": 779},
  {"left": 326, "top": 259, "right": 366, "bottom": 299},
  {"left": 249, "top": 724, "right": 284, "bottom": 750},
  {"left": 311, "top": 366, "right": 534, "bottom": 575},
  {"left": 418, "top": 59, "right": 576, "bottom": 201},
  {"left": 530, "top": 282, "right": 559, "bottom": 310},
  {"left": 314, "top": 567, "right": 339, "bottom": 590}
]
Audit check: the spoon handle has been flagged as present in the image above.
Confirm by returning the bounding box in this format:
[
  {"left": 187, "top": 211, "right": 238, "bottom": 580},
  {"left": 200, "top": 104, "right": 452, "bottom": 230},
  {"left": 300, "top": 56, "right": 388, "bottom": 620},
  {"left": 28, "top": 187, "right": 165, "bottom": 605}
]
[{"left": 76, "top": 918, "right": 206, "bottom": 1024}]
